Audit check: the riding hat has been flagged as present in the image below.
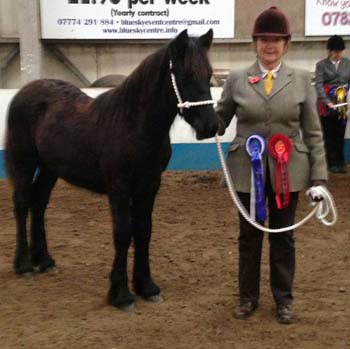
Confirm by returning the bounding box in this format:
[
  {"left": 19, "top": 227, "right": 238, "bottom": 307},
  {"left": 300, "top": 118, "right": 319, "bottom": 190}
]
[
  {"left": 327, "top": 35, "right": 345, "bottom": 51},
  {"left": 252, "top": 6, "right": 291, "bottom": 39}
]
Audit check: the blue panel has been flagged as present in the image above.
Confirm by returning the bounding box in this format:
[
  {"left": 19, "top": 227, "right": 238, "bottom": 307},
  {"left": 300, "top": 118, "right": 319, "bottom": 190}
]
[
  {"left": 344, "top": 139, "right": 350, "bottom": 164},
  {"left": 0, "top": 150, "right": 5, "bottom": 178},
  {"left": 0, "top": 143, "right": 232, "bottom": 178},
  {"left": 167, "top": 142, "right": 231, "bottom": 170}
]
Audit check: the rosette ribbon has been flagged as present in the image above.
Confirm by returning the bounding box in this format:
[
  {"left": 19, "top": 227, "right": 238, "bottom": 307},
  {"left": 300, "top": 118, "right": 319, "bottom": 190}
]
[
  {"left": 335, "top": 86, "right": 347, "bottom": 120},
  {"left": 268, "top": 134, "right": 292, "bottom": 209},
  {"left": 246, "top": 135, "right": 267, "bottom": 221}
]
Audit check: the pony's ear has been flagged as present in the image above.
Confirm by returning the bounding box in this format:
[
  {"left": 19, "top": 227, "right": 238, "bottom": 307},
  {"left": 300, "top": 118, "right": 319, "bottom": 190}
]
[
  {"left": 170, "top": 29, "right": 189, "bottom": 61},
  {"left": 198, "top": 29, "right": 213, "bottom": 49}
]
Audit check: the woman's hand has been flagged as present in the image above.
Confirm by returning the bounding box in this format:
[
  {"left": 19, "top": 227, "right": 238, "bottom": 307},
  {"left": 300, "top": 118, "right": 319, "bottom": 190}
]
[
  {"left": 309, "top": 180, "right": 327, "bottom": 202},
  {"left": 217, "top": 118, "right": 226, "bottom": 136},
  {"left": 327, "top": 102, "right": 335, "bottom": 109}
]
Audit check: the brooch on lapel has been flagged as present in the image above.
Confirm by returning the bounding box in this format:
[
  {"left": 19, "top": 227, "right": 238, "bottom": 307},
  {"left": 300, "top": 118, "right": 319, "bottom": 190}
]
[{"left": 248, "top": 76, "right": 261, "bottom": 84}]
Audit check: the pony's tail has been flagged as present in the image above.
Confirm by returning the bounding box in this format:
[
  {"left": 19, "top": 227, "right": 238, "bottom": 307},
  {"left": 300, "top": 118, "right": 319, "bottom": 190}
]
[{"left": 4, "top": 85, "right": 46, "bottom": 181}]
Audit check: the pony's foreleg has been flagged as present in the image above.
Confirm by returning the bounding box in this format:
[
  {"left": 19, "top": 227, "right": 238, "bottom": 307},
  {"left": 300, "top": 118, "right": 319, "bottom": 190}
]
[
  {"left": 108, "top": 192, "right": 135, "bottom": 310},
  {"left": 30, "top": 168, "right": 57, "bottom": 272},
  {"left": 132, "top": 181, "right": 161, "bottom": 301}
]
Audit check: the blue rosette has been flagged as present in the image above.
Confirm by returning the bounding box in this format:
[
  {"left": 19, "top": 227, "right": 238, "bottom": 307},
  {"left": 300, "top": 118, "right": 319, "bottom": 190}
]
[{"left": 246, "top": 135, "right": 267, "bottom": 221}]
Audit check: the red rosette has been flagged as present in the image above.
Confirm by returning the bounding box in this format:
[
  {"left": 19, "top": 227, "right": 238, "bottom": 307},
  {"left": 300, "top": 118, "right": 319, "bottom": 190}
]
[
  {"left": 324, "top": 83, "right": 331, "bottom": 96},
  {"left": 268, "top": 134, "right": 292, "bottom": 209},
  {"left": 268, "top": 134, "right": 292, "bottom": 163}
]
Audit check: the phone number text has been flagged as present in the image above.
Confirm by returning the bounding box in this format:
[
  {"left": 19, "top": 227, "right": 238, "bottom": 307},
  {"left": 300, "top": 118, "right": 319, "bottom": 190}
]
[
  {"left": 322, "top": 11, "right": 350, "bottom": 25},
  {"left": 57, "top": 18, "right": 115, "bottom": 25}
]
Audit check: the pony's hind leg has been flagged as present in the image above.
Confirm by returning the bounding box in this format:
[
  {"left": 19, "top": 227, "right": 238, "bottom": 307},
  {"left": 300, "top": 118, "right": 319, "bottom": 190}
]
[
  {"left": 10, "top": 162, "right": 37, "bottom": 275},
  {"left": 30, "top": 167, "right": 57, "bottom": 272}
]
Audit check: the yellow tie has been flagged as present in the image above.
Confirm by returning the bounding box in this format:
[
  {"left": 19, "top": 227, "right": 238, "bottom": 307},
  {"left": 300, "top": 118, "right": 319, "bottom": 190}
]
[
  {"left": 335, "top": 61, "right": 340, "bottom": 71},
  {"left": 265, "top": 71, "right": 273, "bottom": 96}
]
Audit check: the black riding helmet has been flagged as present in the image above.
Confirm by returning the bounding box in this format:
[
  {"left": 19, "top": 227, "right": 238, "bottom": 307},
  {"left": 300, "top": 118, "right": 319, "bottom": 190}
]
[{"left": 327, "top": 35, "right": 345, "bottom": 51}]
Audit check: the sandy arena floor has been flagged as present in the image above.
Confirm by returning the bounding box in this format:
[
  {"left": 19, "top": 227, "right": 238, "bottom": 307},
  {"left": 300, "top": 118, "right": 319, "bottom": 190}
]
[{"left": 0, "top": 171, "right": 349, "bottom": 349}]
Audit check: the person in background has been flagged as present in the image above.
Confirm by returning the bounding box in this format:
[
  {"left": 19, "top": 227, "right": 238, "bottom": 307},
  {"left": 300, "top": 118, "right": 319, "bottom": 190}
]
[
  {"left": 216, "top": 7, "right": 328, "bottom": 324},
  {"left": 315, "top": 35, "right": 350, "bottom": 173},
  {"left": 347, "top": 86, "right": 350, "bottom": 119}
]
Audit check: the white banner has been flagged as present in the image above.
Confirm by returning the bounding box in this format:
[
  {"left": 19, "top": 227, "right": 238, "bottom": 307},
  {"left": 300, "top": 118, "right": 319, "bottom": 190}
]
[
  {"left": 40, "top": 0, "right": 235, "bottom": 39},
  {"left": 305, "top": 0, "right": 350, "bottom": 36}
]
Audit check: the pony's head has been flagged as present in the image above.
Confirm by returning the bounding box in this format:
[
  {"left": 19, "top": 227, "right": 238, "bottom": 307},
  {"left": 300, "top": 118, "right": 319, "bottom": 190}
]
[{"left": 169, "top": 29, "right": 219, "bottom": 140}]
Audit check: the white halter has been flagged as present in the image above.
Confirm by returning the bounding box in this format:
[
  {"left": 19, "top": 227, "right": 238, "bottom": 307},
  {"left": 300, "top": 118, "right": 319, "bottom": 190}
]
[{"left": 169, "top": 60, "right": 216, "bottom": 114}]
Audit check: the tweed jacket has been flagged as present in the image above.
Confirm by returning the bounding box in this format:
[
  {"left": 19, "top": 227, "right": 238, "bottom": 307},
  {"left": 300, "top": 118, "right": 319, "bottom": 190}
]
[
  {"left": 216, "top": 62, "right": 328, "bottom": 193},
  {"left": 315, "top": 57, "right": 350, "bottom": 105}
]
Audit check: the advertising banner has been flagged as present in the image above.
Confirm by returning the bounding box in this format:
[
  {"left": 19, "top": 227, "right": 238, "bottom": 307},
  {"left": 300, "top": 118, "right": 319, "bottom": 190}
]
[
  {"left": 305, "top": 0, "right": 350, "bottom": 36},
  {"left": 40, "top": 0, "right": 235, "bottom": 39}
]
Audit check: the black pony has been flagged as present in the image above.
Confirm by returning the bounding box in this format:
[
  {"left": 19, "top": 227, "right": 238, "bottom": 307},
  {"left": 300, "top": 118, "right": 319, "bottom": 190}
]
[{"left": 5, "top": 29, "right": 219, "bottom": 310}]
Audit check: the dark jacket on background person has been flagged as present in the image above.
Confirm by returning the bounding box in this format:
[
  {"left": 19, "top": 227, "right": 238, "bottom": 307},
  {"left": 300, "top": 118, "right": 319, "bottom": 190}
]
[
  {"left": 315, "top": 57, "right": 350, "bottom": 107},
  {"left": 315, "top": 56, "right": 350, "bottom": 171}
]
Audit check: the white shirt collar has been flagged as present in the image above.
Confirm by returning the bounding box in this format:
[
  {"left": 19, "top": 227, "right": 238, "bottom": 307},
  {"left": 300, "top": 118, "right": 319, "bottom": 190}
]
[
  {"left": 258, "top": 61, "right": 282, "bottom": 79},
  {"left": 330, "top": 58, "right": 341, "bottom": 66}
]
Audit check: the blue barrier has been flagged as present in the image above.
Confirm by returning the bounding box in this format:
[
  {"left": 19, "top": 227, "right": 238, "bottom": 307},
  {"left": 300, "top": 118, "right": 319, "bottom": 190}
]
[
  {"left": 0, "top": 150, "right": 5, "bottom": 178},
  {"left": 0, "top": 144, "right": 231, "bottom": 179},
  {"left": 344, "top": 139, "right": 350, "bottom": 164}
]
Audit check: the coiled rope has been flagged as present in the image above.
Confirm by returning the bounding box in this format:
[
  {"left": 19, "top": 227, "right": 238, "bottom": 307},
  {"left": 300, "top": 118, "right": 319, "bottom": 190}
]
[{"left": 215, "top": 135, "right": 337, "bottom": 232}]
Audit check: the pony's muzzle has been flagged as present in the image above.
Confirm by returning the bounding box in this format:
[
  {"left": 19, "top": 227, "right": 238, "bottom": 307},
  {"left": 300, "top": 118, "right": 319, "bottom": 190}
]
[{"left": 194, "top": 111, "right": 220, "bottom": 140}]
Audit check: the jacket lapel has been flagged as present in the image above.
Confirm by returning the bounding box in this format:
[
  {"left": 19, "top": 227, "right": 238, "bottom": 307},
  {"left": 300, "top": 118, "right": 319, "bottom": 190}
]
[
  {"left": 268, "top": 63, "right": 293, "bottom": 99},
  {"left": 247, "top": 62, "right": 267, "bottom": 101},
  {"left": 337, "top": 58, "right": 346, "bottom": 75},
  {"left": 247, "top": 62, "right": 293, "bottom": 100}
]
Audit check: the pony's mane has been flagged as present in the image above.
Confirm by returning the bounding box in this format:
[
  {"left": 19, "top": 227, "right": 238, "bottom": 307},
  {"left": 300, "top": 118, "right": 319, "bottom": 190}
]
[
  {"left": 92, "top": 44, "right": 169, "bottom": 125},
  {"left": 182, "top": 39, "right": 213, "bottom": 81},
  {"left": 91, "top": 34, "right": 212, "bottom": 126}
]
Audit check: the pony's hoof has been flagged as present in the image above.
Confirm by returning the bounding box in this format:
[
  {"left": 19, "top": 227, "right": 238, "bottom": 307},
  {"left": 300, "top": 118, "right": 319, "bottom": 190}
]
[
  {"left": 15, "top": 265, "right": 34, "bottom": 276},
  {"left": 15, "top": 255, "right": 34, "bottom": 276},
  {"left": 145, "top": 294, "right": 164, "bottom": 303},
  {"left": 20, "top": 272, "right": 34, "bottom": 279},
  {"left": 35, "top": 257, "right": 56, "bottom": 273},
  {"left": 118, "top": 302, "right": 135, "bottom": 312},
  {"left": 109, "top": 298, "right": 136, "bottom": 312},
  {"left": 133, "top": 278, "right": 161, "bottom": 300},
  {"left": 45, "top": 266, "right": 59, "bottom": 275},
  {"left": 33, "top": 264, "right": 57, "bottom": 274},
  {"left": 108, "top": 287, "right": 135, "bottom": 311}
]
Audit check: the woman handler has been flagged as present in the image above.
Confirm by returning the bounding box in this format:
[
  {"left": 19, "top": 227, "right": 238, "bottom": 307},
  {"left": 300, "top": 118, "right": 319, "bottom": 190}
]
[{"left": 216, "top": 7, "right": 327, "bottom": 324}]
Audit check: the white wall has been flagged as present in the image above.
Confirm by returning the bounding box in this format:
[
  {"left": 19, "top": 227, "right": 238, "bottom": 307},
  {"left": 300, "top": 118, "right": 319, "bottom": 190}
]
[{"left": 0, "top": 0, "right": 18, "bottom": 38}]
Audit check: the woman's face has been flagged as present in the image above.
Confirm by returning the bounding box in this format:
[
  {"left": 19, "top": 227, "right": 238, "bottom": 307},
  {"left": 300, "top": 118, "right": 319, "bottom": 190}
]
[
  {"left": 255, "top": 36, "right": 289, "bottom": 68},
  {"left": 329, "top": 50, "right": 343, "bottom": 61}
]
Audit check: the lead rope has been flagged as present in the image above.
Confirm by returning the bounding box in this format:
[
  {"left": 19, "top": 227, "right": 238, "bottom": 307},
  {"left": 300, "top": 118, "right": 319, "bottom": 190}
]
[
  {"left": 215, "top": 135, "right": 337, "bottom": 232},
  {"left": 171, "top": 63, "right": 337, "bottom": 230},
  {"left": 169, "top": 60, "right": 216, "bottom": 114},
  {"left": 332, "top": 102, "right": 348, "bottom": 108}
]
